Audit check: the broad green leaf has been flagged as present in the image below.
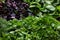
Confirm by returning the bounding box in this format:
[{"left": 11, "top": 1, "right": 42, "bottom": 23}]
[
  {"left": 57, "top": 6, "right": 60, "bottom": 11},
  {"left": 46, "top": 5, "right": 55, "bottom": 11}
]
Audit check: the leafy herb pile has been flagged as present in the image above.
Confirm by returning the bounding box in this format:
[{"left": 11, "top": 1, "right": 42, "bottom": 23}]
[
  {"left": 0, "top": 0, "right": 60, "bottom": 40},
  {"left": 24, "top": 0, "right": 60, "bottom": 20},
  {"left": 0, "top": 16, "right": 60, "bottom": 40}
]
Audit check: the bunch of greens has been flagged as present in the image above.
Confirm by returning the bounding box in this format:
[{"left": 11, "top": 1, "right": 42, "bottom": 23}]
[
  {"left": 24, "top": 0, "right": 60, "bottom": 18},
  {"left": 0, "top": 16, "right": 60, "bottom": 40}
]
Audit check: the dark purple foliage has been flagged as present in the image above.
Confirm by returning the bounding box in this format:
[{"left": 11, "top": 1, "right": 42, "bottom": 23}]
[{"left": 0, "top": 0, "right": 32, "bottom": 20}]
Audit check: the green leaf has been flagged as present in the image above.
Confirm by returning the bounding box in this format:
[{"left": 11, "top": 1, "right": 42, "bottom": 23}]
[
  {"left": 57, "top": 6, "right": 60, "bottom": 11},
  {"left": 46, "top": 5, "right": 55, "bottom": 11}
]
